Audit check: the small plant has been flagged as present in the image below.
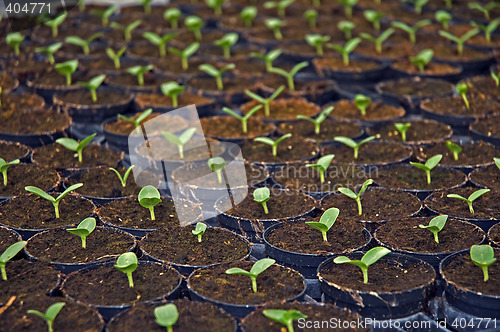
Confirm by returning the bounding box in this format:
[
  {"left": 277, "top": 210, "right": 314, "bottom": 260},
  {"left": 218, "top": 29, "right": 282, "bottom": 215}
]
[
  {"left": 138, "top": 185, "right": 162, "bottom": 221},
  {"left": 447, "top": 189, "right": 490, "bottom": 214},
  {"left": 66, "top": 217, "right": 96, "bottom": 249},
  {"left": 334, "top": 136, "right": 376, "bottom": 159},
  {"left": 495, "top": 157, "right": 500, "bottom": 169},
  {"left": 92, "top": 5, "right": 117, "bottom": 27},
  {"left": 394, "top": 123, "right": 411, "bottom": 142},
  {"left": 337, "top": 179, "right": 374, "bottom": 215},
  {"left": 360, "top": 28, "right": 394, "bottom": 54},
  {"left": 192, "top": 222, "right": 207, "bottom": 242},
  {"left": 169, "top": 43, "right": 200, "bottom": 71},
  {"left": 43, "top": 11, "right": 67, "bottom": 37},
  {"left": 470, "top": 244, "right": 496, "bottom": 282},
  {"left": 35, "top": 42, "right": 63, "bottom": 65},
  {"left": 126, "top": 64, "right": 153, "bottom": 86},
  {"left": 354, "top": 94, "right": 371, "bottom": 116},
  {"left": 471, "top": 18, "right": 500, "bottom": 45},
  {"left": 305, "top": 207, "right": 339, "bottom": 241},
  {"left": 338, "top": 0, "right": 358, "bottom": 19},
  {"left": 262, "top": 309, "right": 308, "bottom": 332},
  {"left": 0, "top": 158, "right": 19, "bottom": 186},
  {"left": 410, "top": 49, "right": 433, "bottom": 73},
  {"left": 143, "top": 32, "right": 177, "bottom": 58},
  {"left": 77, "top": 74, "right": 106, "bottom": 103},
  {"left": 106, "top": 46, "right": 127, "bottom": 70},
  {"left": 297, "top": 105, "right": 334, "bottom": 135},
  {"left": 223, "top": 105, "right": 262, "bottom": 134},
  {"left": 439, "top": 28, "right": 480, "bottom": 56},
  {"left": 161, "top": 82, "right": 185, "bottom": 108},
  {"left": 206, "top": 0, "right": 226, "bottom": 16},
  {"left": 55, "top": 133, "right": 97, "bottom": 163},
  {"left": 264, "top": 0, "right": 294, "bottom": 18},
  {"left": 455, "top": 83, "right": 470, "bottom": 110},
  {"left": 117, "top": 109, "right": 153, "bottom": 135},
  {"left": 305, "top": 34, "right": 330, "bottom": 56},
  {"left": 468, "top": 1, "right": 499, "bottom": 20},
  {"left": 114, "top": 252, "right": 138, "bottom": 287},
  {"left": 245, "top": 86, "right": 285, "bottom": 116},
  {"left": 25, "top": 183, "right": 83, "bottom": 219},
  {"left": 199, "top": 63, "right": 235, "bottom": 91},
  {"left": 391, "top": 20, "right": 430, "bottom": 44},
  {"left": 54, "top": 59, "right": 78, "bottom": 86},
  {"left": 404, "top": 0, "right": 429, "bottom": 14},
  {"left": 110, "top": 19, "right": 142, "bottom": 43},
  {"left": 250, "top": 49, "right": 282, "bottom": 72},
  {"left": 418, "top": 215, "right": 448, "bottom": 243},
  {"left": 65, "top": 32, "right": 103, "bottom": 55},
  {"left": 338, "top": 21, "right": 355, "bottom": 40},
  {"left": 435, "top": 10, "right": 452, "bottom": 30},
  {"left": 265, "top": 18, "right": 286, "bottom": 40},
  {"left": 363, "top": 10, "right": 384, "bottom": 31},
  {"left": 334, "top": 247, "right": 391, "bottom": 284},
  {"left": 162, "top": 127, "right": 197, "bottom": 159},
  {"left": 410, "top": 154, "right": 443, "bottom": 185},
  {"left": 185, "top": 16, "right": 204, "bottom": 41},
  {"left": 304, "top": 9, "right": 318, "bottom": 29},
  {"left": 254, "top": 133, "right": 292, "bottom": 157},
  {"left": 305, "top": 154, "right": 335, "bottom": 184},
  {"left": 270, "top": 61, "right": 308, "bottom": 91},
  {"left": 445, "top": 141, "right": 462, "bottom": 161},
  {"left": 253, "top": 187, "right": 271, "bottom": 214},
  {"left": 491, "top": 71, "right": 499, "bottom": 87},
  {"left": 214, "top": 32, "right": 239, "bottom": 59},
  {"left": 327, "top": 37, "right": 361, "bottom": 66},
  {"left": 164, "top": 8, "right": 181, "bottom": 29},
  {"left": 0, "top": 241, "right": 27, "bottom": 280},
  {"left": 27, "top": 302, "right": 66, "bottom": 332},
  {"left": 141, "top": 0, "right": 152, "bottom": 14},
  {"left": 443, "top": 0, "right": 452, "bottom": 9},
  {"left": 6, "top": 32, "right": 24, "bottom": 56},
  {"left": 240, "top": 6, "right": 257, "bottom": 27},
  {"left": 109, "top": 165, "right": 135, "bottom": 187},
  {"left": 155, "top": 303, "right": 179, "bottom": 332},
  {"left": 225, "top": 258, "right": 275, "bottom": 292},
  {"left": 208, "top": 156, "right": 226, "bottom": 183}
]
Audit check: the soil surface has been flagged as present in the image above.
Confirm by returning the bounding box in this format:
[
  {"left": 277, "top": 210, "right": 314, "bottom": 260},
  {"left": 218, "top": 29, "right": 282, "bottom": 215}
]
[
  {"left": 0, "top": 226, "right": 20, "bottom": 253},
  {"left": 0, "top": 164, "right": 59, "bottom": 197},
  {"left": 378, "top": 77, "right": 453, "bottom": 98},
  {"left": 108, "top": 73, "right": 175, "bottom": 89},
  {"left": 0, "top": 93, "right": 44, "bottom": 113},
  {"left": 33, "top": 144, "right": 122, "bottom": 169},
  {"left": 103, "top": 113, "right": 162, "bottom": 135},
  {"left": 471, "top": 116, "right": 500, "bottom": 138},
  {"left": 55, "top": 89, "right": 128, "bottom": 106},
  {"left": 328, "top": 99, "right": 405, "bottom": 122},
  {"left": 241, "top": 135, "right": 319, "bottom": 163},
  {"left": 0, "top": 72, "right": 18, "bottom": 91},
  {"left": 374, "top": 166, "right": 466, "bottom": 191},
  {"left": 314, "top": 57, "right": 382, "bottom": 72},
  {"left": 414, "top": 141, "right": 498, "bottom": 167},
  {"left": 469, "top": 165, "right": 500, "bottom": 192},
  {"left": 392, "top": 60, "right": 461, "bottom": 75},
  {"left": 200, "top": 116, "right": 275, "bottom": 139},
  {"left": 489, "top": 223, "right": 500, "bottom": 245},
  {"left": 0, "top": 141, "right": 30, "bottom": 162},
  {"left": 464, "top": 75, "right": 500, "bottom": 100},
  {"left": 367, "top": 120, "right": 452, "bottom": 144},
  {"left": 321, "top": 141, "right": 412, "bottom": 165},
  {"left": 241, "top": 98, "right": 320, "bottom": 122},
  {"left": 187, "top": 76, "right": 254, "bottom": 92},
  {"left": 29, "top": 70, "right": 86, "bottom": 87},
  {"left": 278, "top": 119, "right": 363, "bottom": 143},
  {"left": 0, "top": 109, "right": 71, "bottom": 135},
  {"left": 421, "top": 95, "right": 500, "bottom": 117},
  {"left": 134, "top": 92, "right": 214, "bottom": 110}
]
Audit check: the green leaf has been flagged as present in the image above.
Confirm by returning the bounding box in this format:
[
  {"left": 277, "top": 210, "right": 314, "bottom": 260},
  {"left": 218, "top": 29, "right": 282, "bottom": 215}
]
[
  {"left": 184, "top": 42, "right": 200, "bottom": 57},
  {"left": 319, "top": 207, "right": 340, "bottom": 230},
  {"left": 253, "top": 187, "right": 270, "bottom": 203},
  {"left": 410, "top": 162, "right": 430, "bottom": 172},
  {"left": 468, "top": 188, "right": 491, "bottom": 202},
  {"left": 138, "top": 185, "right": 161, "bottom": 209},
  {"left": 338, "top": 187, "right": 357, "bottom": 199},
  {"left": 66, "top": 217, "right": 96, "bottom": 238},
  {"left": 250, "top": 258, "right": 275, "bottom": 276},
  {"left": 56, "top": 183, "right": 83, "bottom": 203},
  {"left": 114, "top": 252, "right": 138, "bottom": 274},
  {"left": 305, "top": 221, "right": 329, "bottom": 233},
  {"left": 161, "top": 82, "right": 186, "bottom": 97},
  {"left": 425, "top": 154, "right": 443, "bottom": 170},
  {"left": 179, "top": 127, "right": 197, "bottom": 144},
  {"left": 494, "top": 157, "right": 500, "bottom": 170},
  {"left": 208, "top": 156, "right": 226, "bottom": 172},
  {"left": 25, "top": 186, "right": 56, "bottom": 202},
  {"left": 155, "top": 303, "right": 179, "bottom": 328},
  {"left": 471, "top": 244, "right": 497, "bottom": 266},
  {"left": 263, "top": 309, "right": 308, "bottom": 328},
  {"left": 192, "top": 222, "right": 207, "bottom": 236},
  {"left": 354, "top": 94, "right": 371, "bottom": 115},
  {"left": 185, "top": 15, "right": 204, "bottom": 30},
  {"left": 199, "top": 64, "right": 220, "bottom": 77},
  {"left": 0, "top": 241, "right": 27, "bottom": 264},
  {"left": 225, "top": 267, "right": 253, "bottom": 277},
  {"left": 345, "top": 37, "right": 362, "bottom": 53},
  {"left": 361, "top": 246, "right": 391, "bottom": 266},
  {"left": 334, "top": 136, "right": 357, "bottom": 149},
  {"left": 358, "top": 178, "right": 374, "bottom": 195},
  {"left": 54, "top": 60, "right": 79, "bottom": 76}
]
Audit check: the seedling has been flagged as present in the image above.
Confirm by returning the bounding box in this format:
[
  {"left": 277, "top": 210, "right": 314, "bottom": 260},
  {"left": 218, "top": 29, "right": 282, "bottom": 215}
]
[
  {"left": 162, "top": 127, "right": 197, "bottom": 159},
  {"left": 338, "top": 0, "right": 358, "bottom": 19},
  {"left": 155, "top": 303, "right": 179, "bottom": 332},
  {"left": 0, "top": 241, "right": 26, "bottom": 280},
  {"left": 185, "top": 16, "right": 204, "bottom": 41},
  {"left": 338, "top": 179, "right": 374, "bottom": 215},
  {"left": 392, "top": 123, "right": 411, "bottom": 142},
  {"left": 27, "top": 302, "right": 65, "bottom": 332},
  {"left": 468, "top": 1, "right": 499, "bottom": 20},
  {"left": 364, "top": 10, "right": 384, "bottom": 31},
  {"left": 334, "top": 136, "right": 376, "bottom": 160},
  {"left": 245, "top": 86, "right": 284, "bottom": 116},
  {"left": 297, "top": 105, "right": 334, "bottom": 135},
  {"left": 54, "top": 59, "right": 78, "bottom": 86},
  {"left": 223, "top": 105, "right": 263, "bottom": 134},
  {"left": 43, "top": 11, "right": 67, "bottom": 37},
  {"left": 305, "top": 34, "right": 330, "bottom": 56},
  {"left": 143, "top": 32, "right": 177, "bottom": 58},
  {"left": 35, "top": 42, "right": 63, "bottom": 65},
  {"left": 126, "top": 64, "right": 153, "bottom": 86},
  {"left": 472, "top": 18, "right": 500, "bottom": 45},
  {"left": 169, "top": 43, "right": 199, "bottom": 71},
  {"left": 138, "top": 185, "right": 162, "bottom": 221},
  {"left": 410, "top": 154, "right": 443, "bottom": 185},
  {"left": 114, "top": 252, "right": 138, "bottom": 287},
  {"left": 262, "top": 309, "right": 308, "bottom": 332},
  {"left": 158, "top": 82, "right": 185, "bottom": 108},
  {"left": 55, "top": 133, "right": 97, "bottom": 163},
  {"left": 110, "top": 19, "right": 142, "bottom": 43},
  {"left": 199, "top": 63, "right": 235, "bottom": 91},
  {"left": 109, "top": 165, "right": 135, "bottom": 187},
  {"left": 360, "top": 28, "right": 395, "bottom": 54},
  {"left": 435, "top": 10, "right": 452, "bottom": 30},
  {"left": 164, "top": 8, "right": 181, "bottom": 29},
  {"left": 439, "top": 28, "right": 480, "bottom": 56},
  {"left": 404, "top": 0, "right": 429, "bottom": 14},
  {"left": 206, "top": 0, "right": 225, "bottom": 16},
  {"left": 491, "top": 71, "right": 499, "bottom": 87},
  {"left": 269, "top": 61, "right": 308, "bottom": 91},
  {"left": 305, "top": 207, "right": 339, "bottom": 241},
  {"left": 334, "top": 247, "right": 391, "bottom": 284},
  {"left": 192, "top": 222, "right": 207, "bottom": 242},
  {"left": 240, "top": 6, "right": 257, "bottom": 27},
  {"left": 250, "top": 49, "right": 282, "bottom": 72},
  {"left": 92, "top": 5, "right": 117, "bottom": 26},
  {"left": 0, "top": 158, "right": 19, "bottom": 186},
  {"left": 225, "top": 258, "right": 275, "bottom": 292},
  {"left": 455, "top": 83, "right": 470, "bottom": 110},
  {"left": 65, "top": 32, "right": 103, "bottom": 55},
  {"left": 77, "top": 74, "right": 106, "bottom": 103},
  {"left": 470, "top": 244, "right": 496, "bottom": 282},
  {"left": 25, "top": 183, "right": 83, "bottom": 219},
  {"left": 264, "top": 0, "right": 294, "bottom": 18},
  {"left": 419, "top": 215, "right": 448, "bottom": 243},
  {"left": 253, "top": 187, "right": 270, "bottom": 214},
  {"left": 6, "top": 32, "right": 24, "bottom": 56},
  {"left": 304, "top": 9, "right": 318, "bottom": 29},
  {"left": 354, "top": 94, "right": 371, "bottom": 116},
  {"left": 265, "top": 18, "right": 285, "bottom": 40},
  {"left": 305, "top": 154, "right": 335, "bottom": 184},
  {"left": 410, "top": 49, "right": 433, "bottom": 73},
  {"left": 495, "top": 157, "right": 500, "bottom": 169},
  {"left": 391, "top": 20, "right": 431, "bottom": 44},
  {"left": 117, "top": 109, "right": 153, "bottom": 135},
  {"left": 447, "top": 189, "right": 490, "bottom": 214},
  {"left": 105, "top": 46, "right": 127, "bottom": 70},
  {"left": 214, "top": 32, "right": 239, "bottom": 59},
  {"left": 445, "top": 141, "right": 462, "bottom": 161},
  {"left": 327, "top": 37, "right": 361, "bottom": 66},
  {"left": 443, "top": 0, "right": 452, "bottom": 9},
  {"left": 207, "top": 156, "right": 226, "bottom": 183},
  {"left": 254, "top": 133, "right": 292, "bottom": 157},
  {"left": 338, "top": 21, "right": 355, "bottom": 40},
  {"left": 66, "top": 217, "right": 96, "bottom": 249}
]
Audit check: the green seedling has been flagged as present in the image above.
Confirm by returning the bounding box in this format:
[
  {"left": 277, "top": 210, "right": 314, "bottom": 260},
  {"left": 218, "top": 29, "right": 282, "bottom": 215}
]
[
  {"left": 354, "top": 94, "right": 371, "bottom": 116},
  {"left": 44, "top": 11, "right": 67, "bottom": 37},
  {"left": 126, "top": 64, "right": 153, "bottom": 86},
  {"left": 262, "top": 309, "right": 308, "bottom": 332},
  {"left": 419, "top": 215, "right": 448, "bottom": 243},
  {"left": 305, "top": 34, "right": 330, "bottom": 56},
  {"left": 223, "top": 105, "right": 262, "bottom": 134},
  {"left": 65, "top": 32, "right": 103, "bottom": 55},
  {"left": 77, "top": 74, "right": 106, "bottom": 103},
  {"left": 110, "top": 19, "right": 142, "bottom": 43},
  {"left": 245, "top": 86, "right": 284, "bottom": 116},
  {"left": 338, "top": 0, "right": 358, "bottom": 19},
  {"left": 445, "top": 141, "right": 462, "bottom": 161},
  {"left": 0, "top": 241, "right": 26, "bottom": 280},
  {"left": 240, "top": 6, "right": 257, "bottom": 27},
  {"left": 455, "top": 83, "right": 470, "bottom": 110},
  {"left": 208, "top": 156, "right": 226, "bottom": 183},
  {"left": 253, "top": 187, "right": 271, "bottom": 214},
  {"left": 327, "top": 37, "right": 361, "bottom": 66},
  {"left": 338, "top": 179, "right": 374, "bottom": 215},
  {"left": 254, "top": 133, "right": 292, "bottom": 157},
  {"left": 270, "top": 61, "right": 308, "bottom": 91},
  {"left": 164, "top": 8, "right": 181, "bottom": 29},
  {"left": 297, "top": 105, "right": 334, "bottom": 135},
  {"left": 410, "top": 154, "right": 442, "bottom": 184},
  {"left": 334, "top": 136, "right": 376, "bottom": 160},
  {"left": 391, "top": 19, "right": 430, "bottom": 44},
  {"left": 141, "top": 0, "right": 152, "bottom": 14},
  {"left": 192, "top": 222, "right": 208, "bottom": 243},
  {"left": 6, "top": 32, "right": 24, "bottom": 56},
  {"left": 35, "top": 42, "right": 63, "bottom": 65},
  {"left": 468, "top": 1, "right": 499, "bottom": 20},
  {"left": 54, "top": 59, "right": 78, "bottom": 86},
  {"left": 109, "top": 165, "right": 135, "bottom": 187},
  {"left": 439, "top": 28, "right": 480, "bottom": 56},
  {"left": 443, "top": 0, "right": 452, "bottom": 9},
  {"left": 338, "top": 21, "right": 355, "bottom": 40},
  {"left": 472, "top": 18, "right": 500, "bottom": 45},
  {"left": 0, "top": 158, "right": 19, "bottom": 186},
  {"left": 305, "top": 207, "right": 339, "bottom": 241},
  {"left": 394, "top": 123, "right": 411, "bottom": 142},
  {"left": 138, "top": 185, "right": 161, "bottom": 221},
  {"left": 155, "top": 303, "right": 179, "bottom": 332},
  {"left": 360, "top": 28, "right": 395, "bottom": 54},
  {"left": 405, "top": 0, "right": 429, "bottom": 14},
  {"left": 334, "top": 247, "right": 391, "bottom": 284},
  {"left": 118, "top": 109, "right": 153, "bottom": 134},
  {"left": 169, "top": 43, "right": 199, "bottom": 71},
  {"left": 27, "top": 302, "right": 65, "bottom": 332},
  {"left": 25, "top": 183, "right": 83, "bottom": 219},
  {"left": 185, "top": 16, "right": 204, "bottom": 41},
  {"left": 92, "top": 5, "right": 117, "bottom": 26},
  {"left": 305, "top": 154, "right": 335, "bottom": 184},
  {"left": 495, "top": 157, "right": 500, "bottom": 169},
  {"left": 199, "top": 63, "right": 235, "bottom": 91},
  {"left": 470, "top": 244, "right": 496, "bottom": 282},
  {"left": 55, "top": 133, "right": 96, "bottom": 163},
  {"left": 66, "top": 217, "right": 96, "bottom": 249},
  {"left": 265, "top": 18, "right": 285, "bottom": 40},
  {"left": 143, "top": 32, "right": 177, "bottom": 58},
  {"left": 78, "top": 0, "right": 85, "bottom": 11},
  {"left": 410, "top": 49, "right": 433, "bottom": 73},
  {"left": 447, "top": 189, "right": 490, "bottom": 214},
  {"left": 491, "top": 71, "right": 499, "bottom": 87},
  {"left": 161, "top": 82, "right": 185, "bottom": 108},
  {"left": 225, "top": 258, "right": 275, "bottom": 292},
  {"left": 114, "top": 252, "right": 138, "bottom": 287},
  {"left": 106, "top": 46, "right": 127, "bottom": 70},
  {"left": 364, "top": 10, "right": 384, "bottom": 31},
  {"left": 250, "top": 49, "right": 282, "bottom": 72},
  {"left": 162, "top": 127, "right": 197, "bottom": 159},
  {"left": 214, "top": 32, "right": 239, "bottom": 59},
  {"left": 435, "top": 10, "right": 452, "bottom": 30},
  {"left": 264, "top": 0, "right": 294, "bottom": 18},
  {"left": 304, "top": 9, "right": 318, "bottom": 29},
  {"left": 205, "top": 0, "right": 224, "bottom": 16}
]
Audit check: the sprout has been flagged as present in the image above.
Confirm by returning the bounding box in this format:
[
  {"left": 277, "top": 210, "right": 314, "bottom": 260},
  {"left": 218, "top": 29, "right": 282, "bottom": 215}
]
[
  {"left": 27, "top": 302, "right": 66, "bottom": 332},
  {"left": 406, "top": 0, "right": 429, "bottom": 14},
  {"left": 185, "top": 16, "right": 204, "bottom": 41},
  {"left": 338, "top": 179, "right": 373, "bottom": 215},
  {"left": 445, "top": 141, "right": 462, "bottom": 161},
  {"left": 92, "top": 5, "right": 117, "bottom": 27},
  {"left": 198, "top": 63, "right": 235, "bottom": 91},
  {"left": 109, "top": 165, "right": 135, "bottom": 187},
  {"left": 114, "top": 252, "right": 138, "bottom": 287},
  {"left": 162, "top": 127, "right": 197, "bottom": 159},
  {"left": 391, "top": 20, "right": 430, "bottom": 44},
  {"left": 6, "top": 32, "right": 24, "bottom": 56},
  {"left": 110, "top": 19, "right": 142, "bottom": 43},
  {"left": 77, "top": 74, "right": 106, "bottom": 103},
  {"left": 354, "top": 94, "right": 371, "bottom": 116},
  {"left": 245, "top": 86, "right": 285, "bottom": 116},
  {"left": 105, "top": 46, "right": 127, "bottom": 70},
  {"left": 270, "top": 62, "right": 308, "bottom": 92},
  {"left": 25, "top": 183, "right": 83, "bottom": 219},
  {"left": 491, "top": 71, "right": 499, "bottom": 87},
  {"left": 214, "top": 32, "right": 239, "bottom": 59},
  {"left": 223, "top": 105, "right": 263, "bottom": 134},
  {"left": 338, "top": 0, "right": 358, "bottom": 19},
  {"left": 468, "top": 1, "right": 498, "bottom": 20},
  {"left": 305, "top": 207, "right": 339, "bottom": 241},
  {"left": 296, "top": 105, "right": 334, "bottom": 135},
  {"left": 66, "top": 217, "right": 96, "bottom": 249},
  {"left": 169, "top": 43, "right": 199, "bottom": 71},
  {"left": 159, "top": 82, "right": 185, "bottom": 108},
  {"left": 304, "top": 9, "right": 318, "bottom": 29},
  {"left": 410, "top": 49, "right": 433, "bottom": 73},
  {"left": 65, "top": 32, "right": 103, "bottom": 55},
  {"left": 141, "top": 0, "right": 152, "bottom": 14},
  {"left": 0, "top": 158, "right": 19, "bottom": 186},
  {"left": 334, "top": 136, "right": 376, "bottom": 159},
  {"left": 305, "top": 34, "right": 330, "bottom": 56},
  {"left": 435, "top": 10, "right": 452, "bottom": 30},
  {"left": 262, "top": 309, "right": 308, "bottom": 332},
  {"left": 410, "top": 154, "right": 443, "bottom": 185},
  {"left": 0, "top": 241, "right": 27, "bottom": 280},
  {"left": 240, "top": 6, "right": 257, "bottom": 27},
  {"left": 470, "top": 244, "right": 496, "bottom": 282},
  {"left": 264, "top": 0, "right": 294, "bottom": 18},
  {"left": 155, "top": 303, "right": 179, "bottom": 332},
  {"left": 250, "top": 49, "right": 282, "bottom": 72},
  {"left": 254, "top": 133, "right": 292, "bottom": 157},
  {"left": 305, "top": 154, "right": 335, "bottom": 184},
  {"left": 192, "top": 222, "right": 207, "bottom": 243},
  {"left": 164, "top": 8, "right": 181, "bottom": 29},
  {"left": 138, "top": 185, "right": 162, "bottom": 221},
  {"left": 126, "top": 64, "right": 153, "bottom": 86},
  {"left": 143, "top": 32, "right": 177, "bottom": 58},
  {"left": 118, "top": 109, "right": 153, "bottom": 135},
  {"left": 43, "top": 11, "right": 67, "bottom": 37},
  {"left": 471, "top": 18, "right": 500, "bottom": 45},
  {"left": 334, "top": 247, "right": 391, "bottom": 284},
  {"left": 495, "top": 157, "right": 500, "bottom": 169},
  {"left": 394, "top": 123, "right": 411, "bottom": 142},
  {"left": 439, "top": 28, "right": 480, "bottom": 56},
  {"left": 253, "top": 187, "right": 270, "bottom": 214},
  {"left": 443, "top": 0, "right": 452, "bottom": 9},
  {"left": 418, "top": 215, "right": 448, "bottom": 243},
  {"left": 363, "top": 10, "right": 384, "bottom": 31},
  {"left": 206, "top": 0, "right": 225, "bottom": 16},
  {"left": 455, "top": 83, "right": 470, "bottom": 110},
  {"left": 55, "top": 133, "right": 97, "bottom": 163},
  {"left": 208, "top": 156, "right": 226, "bottom": 183},
  {"left": 54, "top": 59, "right": 79, "bottom": 86},
  {"left": 360, "top": 28, "right": 394, "bottom": 54},
  {"left": 35, "top": 42, "right": 63, "bottom": 65},
  {"left": 447, "top": 189, "right": 490, "bottom": 214},
  {"left": 265, "top": 18, "right": 285, "bottom": 40},
  {"left": 225, "top": 258, "right": 275, "bottom": 292},
  {"left": 338, "top": 21, "right": 355, "bottom": 40},
  {"left": 327, "top": 37, "right": 361, "bottom": 66}
]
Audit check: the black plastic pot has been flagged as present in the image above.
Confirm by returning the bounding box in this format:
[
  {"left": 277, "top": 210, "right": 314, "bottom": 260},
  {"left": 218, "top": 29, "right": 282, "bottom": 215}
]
[
  {"left": 0, "top": 140, "right": 32, "bottom": 163},
  {"left": 0, "top": 225, "right": 22, "bottom": 250},
  {"left": 187, "top": 75, "right": 256, "bottom": 107},
  {"left": 433, "top": 53, "right": 496, "bottom": 76},
  {"left": 133, "top": 92, "right": 217, "bottom": 117},
  {"left": 0, "top": 121, "right": 71, "bottom": 148},
  {"left": 26, "top": 75, "right": 83, "bottom": 104},
  {"left": 313, "top": 57, "right": 389, "bottom": 84},
  {"left": 389, "top": 61, "right": 463, "bottom": 83},
  {"left": 470, "top": 117, "right": 500, "bottom": 149},
  {"left": 488, "top": 223, "right": 500, "bottom": 247}
]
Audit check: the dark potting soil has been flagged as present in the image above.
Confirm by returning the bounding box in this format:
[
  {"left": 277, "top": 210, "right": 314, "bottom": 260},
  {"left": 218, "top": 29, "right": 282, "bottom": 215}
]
[
  {"left": 187, "top": 76, "right": 255, "bottom": 92},
  {"left": 465, "top": 75, "right": 500, "bottom": 100},
  {"left": 26, "top": 228, "right": 135, "bottom": 264},
  {"left": 421, "top": 95, "right": 500, "bottom": 117},
  {"left": 200, "top": 44, "right": 264, "bottom": 59},
  {"left": 278, "top": 119, "right": 363, "bottom": 143},
  {"left": 241, "top": 135, "right": 318, "bottom": 163},
  {"left": 258, "top": 74, "right": 336, "bottom": 97},
  {"left": 0, "top": 227, "right": 20, "bottom": 253},
  {"left": 355, "top": 42, "right": 418, "bottom": 60},
  {"left": 0, "top": 72, "right": 18, "bottom": 91},
  {"left": 375, "top": 217, "right": 485, "bottom": 254},
  {"left": 153, "top": 57, "right": 206, "bottom": 75},
  {"left": 489, "top": 223, "right": 500, "bottom": 245},
  {"left": 0, "top": 164, "right": 59, "bottom": 197},
  {"left": 282, "top": 43, "right": 337, "bottom": 57},
  {"left": 247, "top": 27, "right": 307, "bottom": 43},
  {"left": 175, "top": 29, "right": 228, "bottom": 46},
  {"left": 200, "top": 116, "right": 275, "bottom": 139},
  {"left": 471, "top": 116, "right": 500, "bottom": 138},
  {"left": 321, "top": 141, "right": 412, "bottom": 165},
  {"left": 108, "top": 72, "right": 174, "bottom": 88},
  {"left": 0, "top": 141, "right": 30, "bottom": 162},
  {"left": 0, "top": 93, "right": 44, "bottom": 113},
  {"left": 55, "top": 89, "right": 127, "bottom": 106},
  {"left": 367, "top": 120, "right": 452, "bottom": 144},
  {"left": 414, "top": 141, "right": 498, "bottom": 167},
  {"left": 134, "top": 92, "right": 214, "bottom": 110},
  {"left": 314, "top": 57, "right": 382, "bottom": 73},
  {"left": 0, "top": 195, "right": 94, "bottom": 230},
  {"left": 378, "top": 77, "right": 453, "bottom": 98},
  {"left": 104, "top": 113, "right": 162, "bottom": 135},
  {"left": 0, "top": 109, "right": 71, "bottom": 135},
  {"left": 63, "top": 263, "right": 180, "bottom": 306},
  {"left": 470, "top": 165, "right": 500, "bottom": 191},
  {"left": 329, "top": 99, "right": 405, "bottom": 121},
  {"left": 240, "top": 98, "right": 320, "bottom": 121},
  {"left": 430, "top": 41, "right": 493, "bottom": 61},
  {"left": 79, "top": 56, "right": 145, "bottom": 72},
  {"left": 188, "top": 261, "right": 305, "bottom": 305},
  {"left": 30, "top": 70, "right": 84, "bottom": 87},
  {"left": 33, "top": 144, "right": 122, "bottom": 169},
  {"left": 392, "top": 60, "right": 461, "bottom": 75},
  {"left": 374, "top": 166, "right": 466, "bottom": 191},
  {"left": 425, "top": 188, "right": 500, "bottom": 220}
]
